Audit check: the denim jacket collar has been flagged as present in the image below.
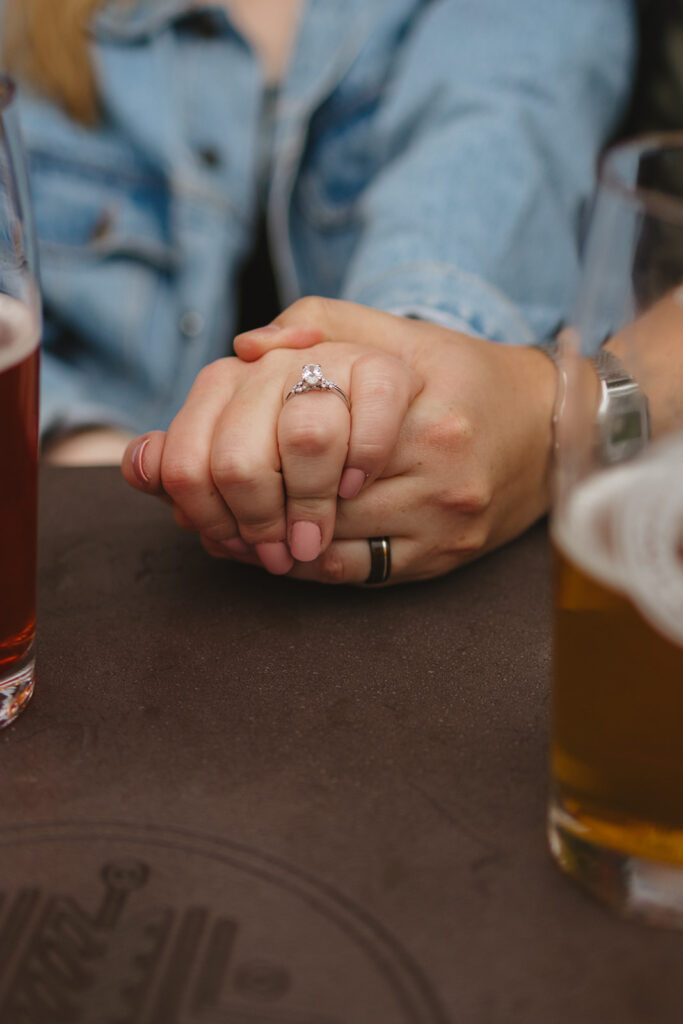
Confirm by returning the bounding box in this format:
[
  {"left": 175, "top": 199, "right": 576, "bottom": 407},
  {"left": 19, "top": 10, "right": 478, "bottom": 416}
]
[
  {"left": 279, "top": 0, "right": 370, "bottom": 110},
  {"left": 93, "top": 0, "right": 370, "bottom": 150}
]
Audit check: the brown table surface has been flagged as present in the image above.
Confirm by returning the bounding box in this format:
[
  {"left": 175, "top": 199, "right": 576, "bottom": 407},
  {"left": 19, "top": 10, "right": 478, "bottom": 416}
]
[{"left": 0, "top": 466, "right": 681, "bottom": 1024}]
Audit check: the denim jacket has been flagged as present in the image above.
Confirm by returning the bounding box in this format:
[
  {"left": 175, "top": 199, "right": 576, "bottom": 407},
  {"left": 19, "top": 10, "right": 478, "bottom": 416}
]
[{"left": 11, "top": 0, "right": 635, "bottom": 436}]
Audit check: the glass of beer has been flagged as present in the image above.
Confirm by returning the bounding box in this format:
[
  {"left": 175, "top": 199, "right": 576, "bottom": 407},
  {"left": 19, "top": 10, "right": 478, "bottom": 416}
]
[
  {"left": 0, "top": 77, "right": 41, "bottom": 728},
  {"left": 549, "top": 134, "right": 683, "bottom": 925}
]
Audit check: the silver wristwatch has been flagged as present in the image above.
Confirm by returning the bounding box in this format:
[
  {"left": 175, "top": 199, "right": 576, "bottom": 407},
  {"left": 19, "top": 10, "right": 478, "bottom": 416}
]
[
  {"left": 538, "top": 340, "right": 650, "bottom": 465},
  {"left": 592, "top": 347, "right": 650, "bottom": 464}
]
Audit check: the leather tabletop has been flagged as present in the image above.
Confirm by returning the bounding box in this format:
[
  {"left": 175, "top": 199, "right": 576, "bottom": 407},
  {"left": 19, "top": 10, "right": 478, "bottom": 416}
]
[{"left": 0, "top": 467, "right": 681, "bottom": 1024}]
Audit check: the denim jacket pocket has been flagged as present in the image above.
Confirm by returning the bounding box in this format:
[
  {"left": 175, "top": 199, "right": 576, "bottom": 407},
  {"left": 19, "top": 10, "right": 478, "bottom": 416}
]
[
  {"left": 26, "top": 141, "right": 179, "bottom": 394},
  {"left": 29, "top": 150, "right": 176, "bottom": 272}
]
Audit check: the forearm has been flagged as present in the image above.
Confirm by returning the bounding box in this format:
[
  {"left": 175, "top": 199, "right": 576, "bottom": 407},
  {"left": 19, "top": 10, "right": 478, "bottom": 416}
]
[
  {"left": 43, "top": 426, "right": 135, "bottom": 465},
  {"left": 341, "top": 0, "right": 636, "bottom": 343},
  {"left": 40, "top": 348, "right": 137, "bottom": 463}
]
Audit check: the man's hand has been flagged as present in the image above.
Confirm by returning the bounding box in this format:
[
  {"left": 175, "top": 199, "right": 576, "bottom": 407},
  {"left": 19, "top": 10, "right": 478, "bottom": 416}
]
[{"left": 232, "top": 298, "right": 558, "bottom": 582}]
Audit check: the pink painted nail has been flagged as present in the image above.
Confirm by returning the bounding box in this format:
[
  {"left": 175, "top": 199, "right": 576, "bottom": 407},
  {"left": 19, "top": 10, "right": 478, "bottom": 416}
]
[
  {"left": 221, "top": 537, "right": 250, "bottom": 556},
  {"left": 290, "top": 521, "right": 322, "bottom": 562},
  {"left": 255, "top": 540, "right": 294, "bottom": 575},
  {"left": 338, "top": 467, "right": 366, "bottom": 500},
  {"left": 132, "top": 438, "right": 150, "bottom": 485}
]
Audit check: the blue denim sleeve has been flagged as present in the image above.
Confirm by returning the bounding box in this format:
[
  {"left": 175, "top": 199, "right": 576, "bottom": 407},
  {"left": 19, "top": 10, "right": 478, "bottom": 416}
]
[
  {"left": 340, "top": 0, "right": 637, "bottom": 344},
  {"left": 40, "top": 327, "right": 133, "bottom": 439}
]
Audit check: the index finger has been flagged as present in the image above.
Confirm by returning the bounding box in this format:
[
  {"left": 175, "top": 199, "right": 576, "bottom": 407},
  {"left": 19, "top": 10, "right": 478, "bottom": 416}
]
[{"left": 339, "top": 351, "right": 421, "bottom": 498}]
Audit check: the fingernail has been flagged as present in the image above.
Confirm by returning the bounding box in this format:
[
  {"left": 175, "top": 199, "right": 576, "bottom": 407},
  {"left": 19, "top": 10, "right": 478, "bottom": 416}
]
[
  {"left": 238, "top": 324, "right": 282, "bottom": 338},
  {"left": 221, "top": 537, "right": 250, "bottom": 556},
  {"left": 132, "top": 438, "right": 150, "bottom": 484},
  {"left": 255, "top": 540, "right": 294, "bottom": 575},
  {"left": 338, "top": 467, "right": 366, "bottom": 500},
  {"left": 290, "top": 521, "right": 322, "bottom": 562}
]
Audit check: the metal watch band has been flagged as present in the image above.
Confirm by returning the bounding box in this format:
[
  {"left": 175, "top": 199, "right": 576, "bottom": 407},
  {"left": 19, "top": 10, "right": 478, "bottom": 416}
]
[{"left": 536, "top": 340, "right": 650, "bottom": 465}]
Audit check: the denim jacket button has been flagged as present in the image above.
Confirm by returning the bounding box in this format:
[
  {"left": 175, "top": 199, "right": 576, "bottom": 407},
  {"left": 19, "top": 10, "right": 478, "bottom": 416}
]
[
  {"left": 197, "top": 146, "right": 222, "bottom": 169},
  {"left": 179, "top": 311, "right": 205, "bottom": 339},
  {"left": 90, "top": 208, "right": 115, "bottom": 243},
  {"left": 186, "top": 12, "right": 223, "bottom": 39}
]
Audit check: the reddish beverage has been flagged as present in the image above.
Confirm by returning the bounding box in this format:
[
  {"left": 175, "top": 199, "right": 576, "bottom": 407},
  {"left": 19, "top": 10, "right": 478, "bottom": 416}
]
[{"left": 0, "top": 295, "right": 39, "bottom": 726}]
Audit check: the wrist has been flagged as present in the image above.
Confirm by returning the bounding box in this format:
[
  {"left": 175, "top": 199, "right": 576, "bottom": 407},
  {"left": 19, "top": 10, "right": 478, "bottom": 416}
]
[
  {"left": 43, "top": 425, "right": 136, "bottom": 466},
  {"left": 512, "top": 342, "right": 559, "bottom": 481}
]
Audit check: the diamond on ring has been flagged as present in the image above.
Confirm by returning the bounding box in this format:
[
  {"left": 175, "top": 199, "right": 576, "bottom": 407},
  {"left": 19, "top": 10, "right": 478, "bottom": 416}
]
[
  {"left": 302, "top": 363, "right": 323, "bottom": 386},
  {"left": 285, "top": 364, "right": 350, "bottom": 410}
]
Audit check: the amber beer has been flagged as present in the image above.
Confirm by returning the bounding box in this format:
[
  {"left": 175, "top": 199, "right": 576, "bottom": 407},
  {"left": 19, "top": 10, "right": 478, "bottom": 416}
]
[
  {"left": 0, "top": 295, "right": 40, "bottom": 727},
  {"left": 549, "top": 452, "right": 683, "bottom": 918}
]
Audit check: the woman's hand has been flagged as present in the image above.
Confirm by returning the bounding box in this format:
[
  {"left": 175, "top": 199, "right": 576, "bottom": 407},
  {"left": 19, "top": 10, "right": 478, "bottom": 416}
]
[{"left": 121, "top": 337, "right": 419, "bottom": 575}]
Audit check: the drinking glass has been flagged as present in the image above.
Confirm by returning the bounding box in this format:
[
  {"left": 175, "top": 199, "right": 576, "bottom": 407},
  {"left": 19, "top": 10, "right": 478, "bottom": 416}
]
[
  {"left": 548, "top": 134, "right": 683, "bottom": 925},
  {"left": 0, "top": 76, "right": 41, "bottom": 727}
]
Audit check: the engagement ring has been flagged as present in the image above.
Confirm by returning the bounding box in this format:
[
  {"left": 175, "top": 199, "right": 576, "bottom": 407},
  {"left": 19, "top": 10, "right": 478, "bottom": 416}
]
[{"left": 284, "top": 364, "right": 350, "bottom": 410}]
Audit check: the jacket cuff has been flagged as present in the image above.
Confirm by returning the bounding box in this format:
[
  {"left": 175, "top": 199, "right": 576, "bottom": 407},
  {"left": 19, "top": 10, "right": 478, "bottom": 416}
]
[
  {"left": 343, "top": 262, "right": 537, "bottom": 345},
  {"left": 40, "top": 357, "right": 132, "bottom": 442}
]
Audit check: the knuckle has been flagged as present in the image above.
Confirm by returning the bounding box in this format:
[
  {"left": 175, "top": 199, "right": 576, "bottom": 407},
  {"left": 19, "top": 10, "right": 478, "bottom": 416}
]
[
  {"left": 351, "top": 438, "right": 387, "bottom": 465},
  {"left": 316, "top": 546, "right": 349, "bottom": 585},
  {"left": 437, "top": 477, "right": 492, "bottom": 515},
  {"left": 172, "top": 505, "right": 197, "bottom": 531},
  {"left": 193, "top": 357, "right": 234, "bottom": 393},
  {"left": 210, "top": 447, "right": 262, "bottom": 491},
  {"left": 281, "top": 415, "right": 340, "bottom": 458},
  {"left": 200, "top": 535, "right": 229, "bottom": 560},
  {"left": 438, "top": 477, "right": 491, "bottom": 516},
  {"left": 239, "top": 523, "right": 283, "bottom": 545},
  {"left": 461, "top": 477, "right": 493, "bottom": 515},
  {"left": 354, "top": 354, "right": 407, "bottom": 402},
  {"left": 443, "top": 499, "right": 493, "bottom": 559},
  {"left": 369, "top": 374, "right": 403, "bottom": 406},
  {"left": 355, "top": 377, "right": 402, "bottom": 415},
  {"left": 258, "top": 346, "right": 294, "bottom": 374},
  {"left": 423, "top": 409, "right": 473, "bottom": 454},
  {"left": 284, "top": 295, "right": 333, "bottom": 324},
  {"left": 160, "top": 452, "right": 205, "bottom": 499},
  {"left": 447, "top": 521, "right": 490, "bottom": 560},
  {"left": 200, "top": 519, "right": 237, "bottom": 543}
]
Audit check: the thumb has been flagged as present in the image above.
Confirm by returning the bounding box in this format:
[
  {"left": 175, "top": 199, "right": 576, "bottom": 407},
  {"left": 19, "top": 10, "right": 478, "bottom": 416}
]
[
  {"left": 233, "top": 297, "right": 419, "bottom": 363},
  {"left": 234, "top": 323, "right": 324, "bottom": 362},
  {"left": 121, "top": 430, "right": 168, "bottom": 497}
]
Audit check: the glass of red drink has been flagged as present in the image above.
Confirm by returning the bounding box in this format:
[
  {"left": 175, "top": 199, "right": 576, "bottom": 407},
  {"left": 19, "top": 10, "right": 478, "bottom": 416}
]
[{"left": 0, "top": 76, "right": 41, "bottom": 727}]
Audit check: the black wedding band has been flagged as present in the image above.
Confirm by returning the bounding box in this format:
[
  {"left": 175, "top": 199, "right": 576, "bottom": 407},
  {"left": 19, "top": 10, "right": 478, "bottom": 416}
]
[{"left": 365, "top": 537, "right": 391, "bottom": 585}]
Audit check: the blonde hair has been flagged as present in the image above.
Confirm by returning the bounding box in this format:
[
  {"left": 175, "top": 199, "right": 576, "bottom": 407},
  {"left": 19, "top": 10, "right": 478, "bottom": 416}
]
[{"left": 2, "top": 0, "right": 106, "bottom": 124}]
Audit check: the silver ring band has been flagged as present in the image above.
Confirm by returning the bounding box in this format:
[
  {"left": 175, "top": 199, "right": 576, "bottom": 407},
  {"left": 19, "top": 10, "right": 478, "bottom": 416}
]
[
  {"left": 365, "top": 537, "right": 391, "bottom": 585},
  {"left": 285, "top": 363, "right": 350, "bottom": 410}
]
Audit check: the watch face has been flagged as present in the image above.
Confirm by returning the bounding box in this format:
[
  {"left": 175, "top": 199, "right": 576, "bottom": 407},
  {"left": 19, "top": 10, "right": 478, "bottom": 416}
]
[
  {"left": 611, "top": 407, "right": 647, "bottom": 443},
  {"left": 600, "top": 396, "right": 650, "bottom": 465}
]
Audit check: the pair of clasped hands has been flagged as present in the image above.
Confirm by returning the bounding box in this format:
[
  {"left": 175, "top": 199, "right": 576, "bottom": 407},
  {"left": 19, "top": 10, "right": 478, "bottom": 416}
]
[{"left": 122, "top": 299, "right": 557, "bottom": 585}]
